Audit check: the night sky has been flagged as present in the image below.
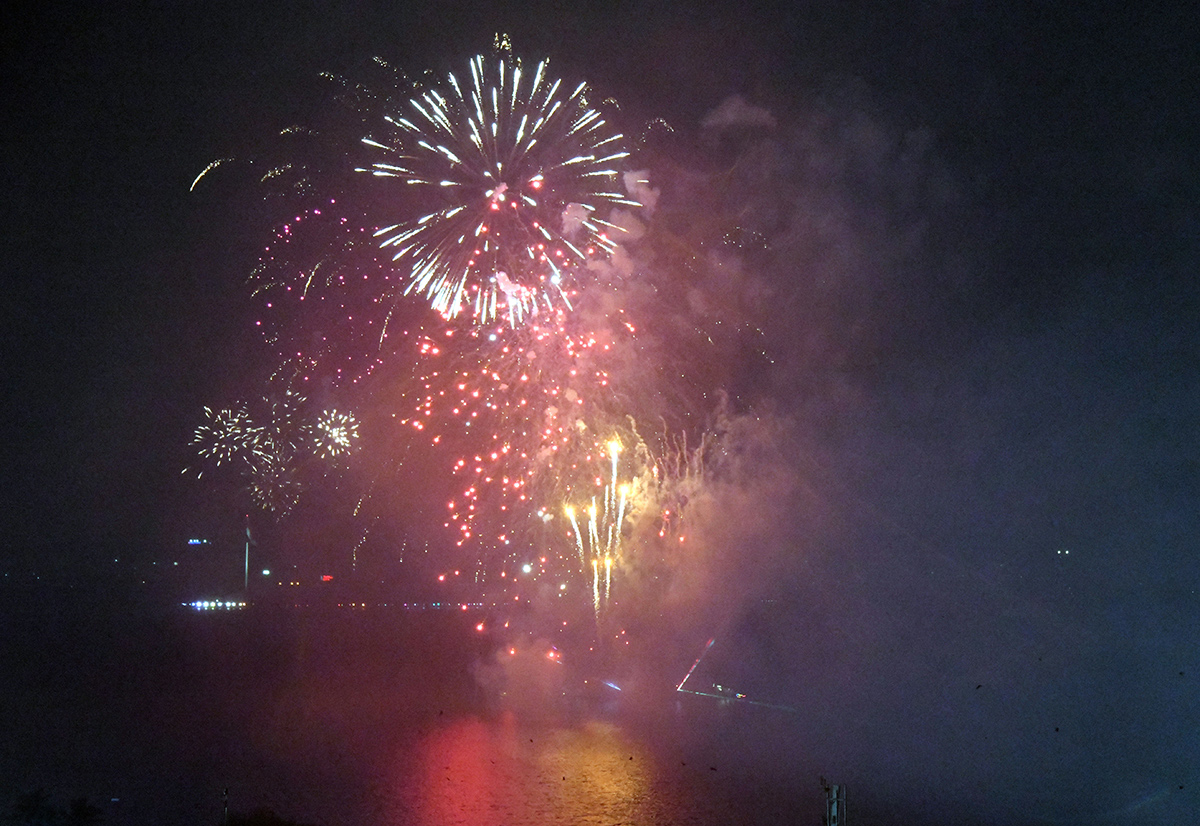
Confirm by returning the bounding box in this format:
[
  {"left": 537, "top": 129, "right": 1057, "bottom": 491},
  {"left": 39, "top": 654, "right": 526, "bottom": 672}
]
[{"left": 4, "top": 1, "right": 1199, "bottom": 823}]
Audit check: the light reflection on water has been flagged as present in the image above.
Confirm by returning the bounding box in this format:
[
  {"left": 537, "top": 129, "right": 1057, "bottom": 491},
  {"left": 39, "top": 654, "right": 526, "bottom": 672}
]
[
  {"left": 0, "top": 598, "right": 799, "bottom": 826},
  {"left": 387, "top": 714, "right": 735, "bottom": 826}
]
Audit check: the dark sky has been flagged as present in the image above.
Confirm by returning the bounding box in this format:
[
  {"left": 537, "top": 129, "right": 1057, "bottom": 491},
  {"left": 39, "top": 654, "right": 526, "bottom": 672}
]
[
  {"left": 4, "top": 1, "right": 1195, "bottom": 558},
  {"left": 3, "top": 1, "right": 1199, "bottom": 821}
]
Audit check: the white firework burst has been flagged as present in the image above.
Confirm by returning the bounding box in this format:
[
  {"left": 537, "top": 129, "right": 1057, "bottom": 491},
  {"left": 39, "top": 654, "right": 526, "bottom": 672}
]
[
  {"left": 359, "top": 52, "right": 641, "bottom": 325},
  {"left": 310, "top": 408, "right": 361, "bottom": 459},
  {"left": 191, "top": 406, "right": 264, "bottom": 472}
]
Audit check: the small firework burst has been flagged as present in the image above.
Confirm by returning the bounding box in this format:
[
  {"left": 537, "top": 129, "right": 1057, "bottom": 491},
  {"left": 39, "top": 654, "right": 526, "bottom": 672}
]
[{"left": 310, "top": 408, "right": 361, "bottom": 459}]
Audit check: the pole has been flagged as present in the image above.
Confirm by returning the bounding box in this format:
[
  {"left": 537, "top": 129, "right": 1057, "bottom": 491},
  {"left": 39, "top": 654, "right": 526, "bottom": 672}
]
[{"left": 244, "top": 514, "right": 250, "bottom": 592}]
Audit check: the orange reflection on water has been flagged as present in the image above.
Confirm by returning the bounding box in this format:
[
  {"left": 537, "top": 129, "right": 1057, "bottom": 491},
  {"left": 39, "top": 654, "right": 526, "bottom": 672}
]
[{"left": 391, "top": 714, "right": 655, "bottom": 825}]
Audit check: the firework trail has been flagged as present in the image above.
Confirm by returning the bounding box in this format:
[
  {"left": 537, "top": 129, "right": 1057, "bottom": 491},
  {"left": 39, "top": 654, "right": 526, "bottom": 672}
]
[
  {"left": 562, "top": 439, "right": 629, "bottom": 619},
  {"left": 676, "top": 637, "right": 716, "bottom": 692}
]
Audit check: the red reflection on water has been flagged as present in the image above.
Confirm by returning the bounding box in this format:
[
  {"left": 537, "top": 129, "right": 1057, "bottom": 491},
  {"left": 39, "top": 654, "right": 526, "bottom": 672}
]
[
  {"left": 388, "top": 715, "right": 659, "bottom": 826},
  {"left": 405, "top": 715, "right": 520, "bottom": 825}
]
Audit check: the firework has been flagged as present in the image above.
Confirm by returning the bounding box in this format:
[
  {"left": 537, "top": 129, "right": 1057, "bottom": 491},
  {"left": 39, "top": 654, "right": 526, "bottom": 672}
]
[
  {"left": 216, "top": 45, "right": 683, "bottom": 549},
  {"left": 189, "top": 40, "right": 771, "bottom": 620},
  {"left": 310, "top": 408, "right": 361, "bottom": 459},
  {"left": 358, "top": 50, "right": 641, "bottom": 324},
  {"left": 190, "top": 405, "right": 264, "bottom": 473},
  {"left": 187, "top": 370, "right": 366, "bottom": 517},
  {"left": 386, "top": 271, "right": 723, "bottom": 597},
  {"left": 246, "top": 440, "right": 303, "bottom": 515},
  {"left": 562, "top": 439, "right": 631, "bottom": 619}
]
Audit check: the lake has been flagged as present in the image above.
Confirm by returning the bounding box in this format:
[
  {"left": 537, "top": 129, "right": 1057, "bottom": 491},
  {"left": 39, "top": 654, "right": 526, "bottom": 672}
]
[{"left": 0, "top": 588, "right": 818, "bottom": 826}]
